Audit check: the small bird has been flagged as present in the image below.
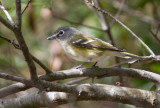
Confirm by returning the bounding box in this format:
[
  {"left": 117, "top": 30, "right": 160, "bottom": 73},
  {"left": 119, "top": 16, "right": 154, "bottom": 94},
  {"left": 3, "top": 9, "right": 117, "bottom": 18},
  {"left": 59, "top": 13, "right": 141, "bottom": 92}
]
[{"left": 47, "top": 26, "right": 141, "bottom": 65}]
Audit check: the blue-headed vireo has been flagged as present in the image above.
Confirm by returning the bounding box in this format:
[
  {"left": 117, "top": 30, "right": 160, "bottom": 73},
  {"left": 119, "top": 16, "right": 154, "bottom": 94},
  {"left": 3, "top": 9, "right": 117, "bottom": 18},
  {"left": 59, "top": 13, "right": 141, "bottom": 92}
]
[{"left": 47, "top": 26, "right": 141, "bottom": 63}]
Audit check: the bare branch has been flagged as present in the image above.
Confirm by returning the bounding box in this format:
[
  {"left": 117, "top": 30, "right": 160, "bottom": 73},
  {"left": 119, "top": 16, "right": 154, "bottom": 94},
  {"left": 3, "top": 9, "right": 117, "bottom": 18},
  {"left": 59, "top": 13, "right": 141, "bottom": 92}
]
[
  {"left": 14, "top": 0, "right": 38, "bottom": 80},
  {"left": 21, "top": 0, "right": 32, "bottom": 14},
  {"left": 2, "top": 84, "right": 159, "bottom": 108},
  {"left": 39, "top": 67, "right": 160, "bottom": 84},
  {"left": 31, "top": 56, "right": 53, "bottom": 74},
  {"left": 0, "top": 72, "right": 31, "bottom": 84},
  {"left": 15, "top": 0, "right": 21, "bottom": 29},
  {"left": 0, "top": 83, "right": 28, "bottom": 98},
  {"left": 110, "top": 56, "right": 160, "bottom": 68},
  {"left": 84, "top": 0, "right": 155, "bottom": 56},
  {"left": 110, "top": 59, "right": 139, "bottom": 67},
  {"left": 1, "top": 67, "right": 160, "bottom": 100},
  {"left": 0, "top": 15, "right": 14, "bottom": 30},
  {"left": 1, "top": 92, "right": 59, "bottom": 108},
  {"left": 0, "top": 77, "right": 88, "bottom": 98}
]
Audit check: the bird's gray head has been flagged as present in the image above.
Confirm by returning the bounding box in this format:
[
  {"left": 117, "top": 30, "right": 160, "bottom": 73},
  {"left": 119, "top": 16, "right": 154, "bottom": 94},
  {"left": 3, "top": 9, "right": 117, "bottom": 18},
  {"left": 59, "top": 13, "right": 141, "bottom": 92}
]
[{"left": 47, "top": 26, "right": 76, "bottom": 41}]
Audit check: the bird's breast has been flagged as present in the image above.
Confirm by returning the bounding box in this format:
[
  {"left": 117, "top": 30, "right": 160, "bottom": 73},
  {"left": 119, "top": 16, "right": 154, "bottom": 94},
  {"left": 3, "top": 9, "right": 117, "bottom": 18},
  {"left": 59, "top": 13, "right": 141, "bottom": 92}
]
[{"left": 59, "top": 41, "right": 107, "bottom": 62}]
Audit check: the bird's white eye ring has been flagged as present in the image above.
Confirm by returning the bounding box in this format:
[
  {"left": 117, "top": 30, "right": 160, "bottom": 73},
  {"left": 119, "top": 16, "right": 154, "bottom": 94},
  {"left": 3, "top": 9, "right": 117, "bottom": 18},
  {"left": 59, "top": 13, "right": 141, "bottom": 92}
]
[{"left": 58, "top": 30, "right": 64, "bottom": 36}]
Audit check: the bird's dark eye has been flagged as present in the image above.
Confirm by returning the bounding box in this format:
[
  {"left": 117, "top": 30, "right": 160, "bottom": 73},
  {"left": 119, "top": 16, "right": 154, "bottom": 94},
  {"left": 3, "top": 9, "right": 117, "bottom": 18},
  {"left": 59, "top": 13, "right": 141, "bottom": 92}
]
[{"left": 58, "top": 30, "right": 64, "bottom": 36}]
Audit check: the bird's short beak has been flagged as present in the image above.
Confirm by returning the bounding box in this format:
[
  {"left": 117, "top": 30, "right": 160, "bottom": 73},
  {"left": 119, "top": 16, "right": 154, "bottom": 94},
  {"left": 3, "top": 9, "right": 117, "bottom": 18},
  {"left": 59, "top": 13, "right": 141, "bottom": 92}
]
[{"left": 47, "top": 33, "right": 57, "bottom": 40}]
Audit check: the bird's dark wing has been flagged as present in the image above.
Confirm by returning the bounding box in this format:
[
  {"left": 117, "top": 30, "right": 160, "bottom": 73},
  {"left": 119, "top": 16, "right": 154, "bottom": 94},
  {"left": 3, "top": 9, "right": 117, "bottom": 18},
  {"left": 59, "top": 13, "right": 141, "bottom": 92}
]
[{"left": 70, "top": 33, "right": 124, "bottom": 52}]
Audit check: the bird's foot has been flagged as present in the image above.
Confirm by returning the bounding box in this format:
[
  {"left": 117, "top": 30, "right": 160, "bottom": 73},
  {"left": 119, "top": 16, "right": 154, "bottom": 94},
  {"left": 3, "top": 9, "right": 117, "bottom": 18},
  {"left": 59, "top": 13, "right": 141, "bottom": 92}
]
[
  {"left": 92, "top": 61, "right": 99, "bottom": 68},
  {"left": 73, "top": 61, "right": 90, "bottom": 69},
  {"left": 72, "top": 64, "right": 83, "bottom": 69}
]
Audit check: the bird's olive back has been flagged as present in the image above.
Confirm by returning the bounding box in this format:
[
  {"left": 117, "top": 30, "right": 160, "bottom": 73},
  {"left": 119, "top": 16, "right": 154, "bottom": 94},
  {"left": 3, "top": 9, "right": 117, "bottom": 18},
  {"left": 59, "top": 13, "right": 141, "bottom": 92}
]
[{"left": 55, "top": 26, "right": 76, "bottom": 41}]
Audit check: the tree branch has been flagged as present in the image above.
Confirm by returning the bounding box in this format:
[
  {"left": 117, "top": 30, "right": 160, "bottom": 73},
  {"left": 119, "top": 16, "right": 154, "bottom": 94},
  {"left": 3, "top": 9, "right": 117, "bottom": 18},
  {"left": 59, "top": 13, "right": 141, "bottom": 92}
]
[
  {"left": 1, "top": 67, "right": 160, "bottom": 98},
  {"left": 1, "top": 66, "right": 160, "bottom": 108},
  {"left": 0, "top": 83, "right": 28, "bottom": 98},
  {"left": 0, "top": 15, "right": 14, "bottom": 30},
  {"left": 39, "top": 67, "right": 160, "bottom": 84},
  {"left": 12, "top": 31, "right": 38, "bottom": 80},
  {"left": 15, "top": 0, "right": 21, "bottom": 29},
  {"left": 0, "top": 72, "right": 31, "bottom": 85},
  {"left": 0, "top": 77, "right": 88, "bottom": 98},
  {"left": 12, "top": 0, "right": 38, "bottom": 80},
  {"left": 2, "top": 67, "right": 159, "bottom": 90},
  {"left": 1, "top": 84, "right": 160, "bottom": 108},
  {"left": 21, "top": 0, "right": 32, "bottom": 14}
]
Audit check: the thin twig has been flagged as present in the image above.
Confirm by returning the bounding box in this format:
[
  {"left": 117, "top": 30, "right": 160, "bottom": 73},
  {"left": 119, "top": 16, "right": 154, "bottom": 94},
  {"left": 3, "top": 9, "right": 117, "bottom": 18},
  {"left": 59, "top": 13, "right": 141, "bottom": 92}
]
[
  {"left": 21, "top": 0, "right": 32, "bottom": 14},
  {"left": 15, "top": 0, "right": 22, "bottom": 29},
  {"left": 149, "top": 1, "right": 160, "bottom": 42},
  {"left": 149, "top": 24, "right": 160, "bottom": 42},
  {"left": 155, "top": 24, "right": 160, "bottom": 36},
  {"left": 0, "top": 72, "right": 31, "bottom": 84},
  {"left": 31, "top": 55, "right": 53, "bottom": 74},
  {"left": 0, "top": 15, "right": 14, "bottom": 30},
  {"left": 84, "top": 0, "right": 155, "bottom": 56},
  {"left": 110, "top": 0, "right": 126, "bottom": 26},
  {"left": 110, "top": 59, "right": 139, "bottom": 68},
  {"left": 111, "top": 0, "right": 158, "bottom": 24},
  {"left": 52, "top": 14, "right": 105, "bottom": 32},
  {"left": 0, "top": 34, "right": 52, "bottom": 74},
  {"left": 93, "top": 0, "right": 114, "bottom": 44},
  {"left": 152, "top": 1, "right": 159, "bottom": 23},
  {"left": 0, "top": 2, "right": 14, "bottom": 25}
]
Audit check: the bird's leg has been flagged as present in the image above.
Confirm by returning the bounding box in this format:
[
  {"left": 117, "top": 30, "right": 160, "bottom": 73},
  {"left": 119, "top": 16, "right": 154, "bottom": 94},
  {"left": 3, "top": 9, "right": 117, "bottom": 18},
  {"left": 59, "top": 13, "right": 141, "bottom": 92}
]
[
  {"left": 73, "top": 58, "right": 92, "bottom": 69},
  {"left": 91, "top": 61, "right": 98, "bottom": 83},
  {"left": 92, "top": 61, "right": 98, "bottom": 67},
  {"left": 73, "top": 62, "right": 89, "bottom": 69}
]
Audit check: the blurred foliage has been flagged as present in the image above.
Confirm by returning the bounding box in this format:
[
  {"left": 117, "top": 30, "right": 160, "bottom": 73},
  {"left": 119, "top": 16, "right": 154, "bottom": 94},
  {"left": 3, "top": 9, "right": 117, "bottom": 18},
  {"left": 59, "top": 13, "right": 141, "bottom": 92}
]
[{"left": 0, "top": 0, "right": 160, "bottom": 108}]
